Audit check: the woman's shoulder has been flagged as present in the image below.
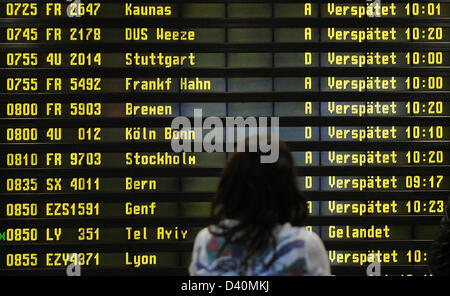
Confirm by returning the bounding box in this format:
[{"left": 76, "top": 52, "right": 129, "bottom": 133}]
[
  {"left": 194, "top": 222, "right": 323, "bottom": 253},
  {"left": 194, "top": 220, "right": 239, "bottom": 241},
  {"left": 194, "top": 226, "right": 213, "bottom": 243},
  {"left": 276, "top": 223, "right": 320, "bottom": 242},
  {"left": 276, "top": 223, "right": 317, "bottom": 238},
  {"left": 195, "top": 223, "right": 321, "bottom": 244},
  {"left": 193, "top": 225, "right": 226, "bottom": 248},
  {"left": 274, "top": 224, "right": 330, "bottom": 275}
]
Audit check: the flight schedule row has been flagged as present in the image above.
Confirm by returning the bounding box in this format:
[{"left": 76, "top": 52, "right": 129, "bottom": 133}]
[
  {"left": 1, "top": 200, "right": 446, "bottom": 218},
  {"left": 2, "top": 126, "right": 449, "bottom": 142},
  {"left": 2, "top": 52, "right": 449, "bottom": 68},
  {"left": 2, "top": 101, "right": 449, "bottom": 118},
  {"left": 1, "top": 175, "right": 447, "bottom": 192},
  {"left": 3, "top": 151, "right": 449, "bottom": 168},
  {"left": 1, "top": 2, "right": 447, "bottom": 19},
  {"left": 0, "top": 248, "right": 436, "bottom": 271},
  {"left": 1, "top": 76, "right": 449, "bottom": 92},
  {"left": 1, "top": 26, "right": 448, "bottom": 43},
  {"left": 0, "top": 225, "right": 441, "bottom": 244}
]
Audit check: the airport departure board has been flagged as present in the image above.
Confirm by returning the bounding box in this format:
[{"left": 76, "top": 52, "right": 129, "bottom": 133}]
[{"left": 0, "top": 0, "right": 449, "bottom": 276}]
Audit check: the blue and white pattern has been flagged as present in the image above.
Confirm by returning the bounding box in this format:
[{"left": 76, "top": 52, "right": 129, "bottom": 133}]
[{"left": 189, "top": 220, "right": 331, "bottom": 276}]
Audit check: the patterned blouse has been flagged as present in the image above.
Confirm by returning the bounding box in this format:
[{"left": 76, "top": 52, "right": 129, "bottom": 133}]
[{"left": 189, "top": 220, "right": 331, "bottom": 276}]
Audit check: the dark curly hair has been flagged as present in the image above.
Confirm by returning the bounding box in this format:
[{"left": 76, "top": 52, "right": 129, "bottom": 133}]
[{"left": 209, "top": 136, "right": 308, "bottom": 271}]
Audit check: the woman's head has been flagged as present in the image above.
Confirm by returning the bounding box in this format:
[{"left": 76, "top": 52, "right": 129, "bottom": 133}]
[{"left": 210, "top": 136, "right": 308, "bottom": 266}]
